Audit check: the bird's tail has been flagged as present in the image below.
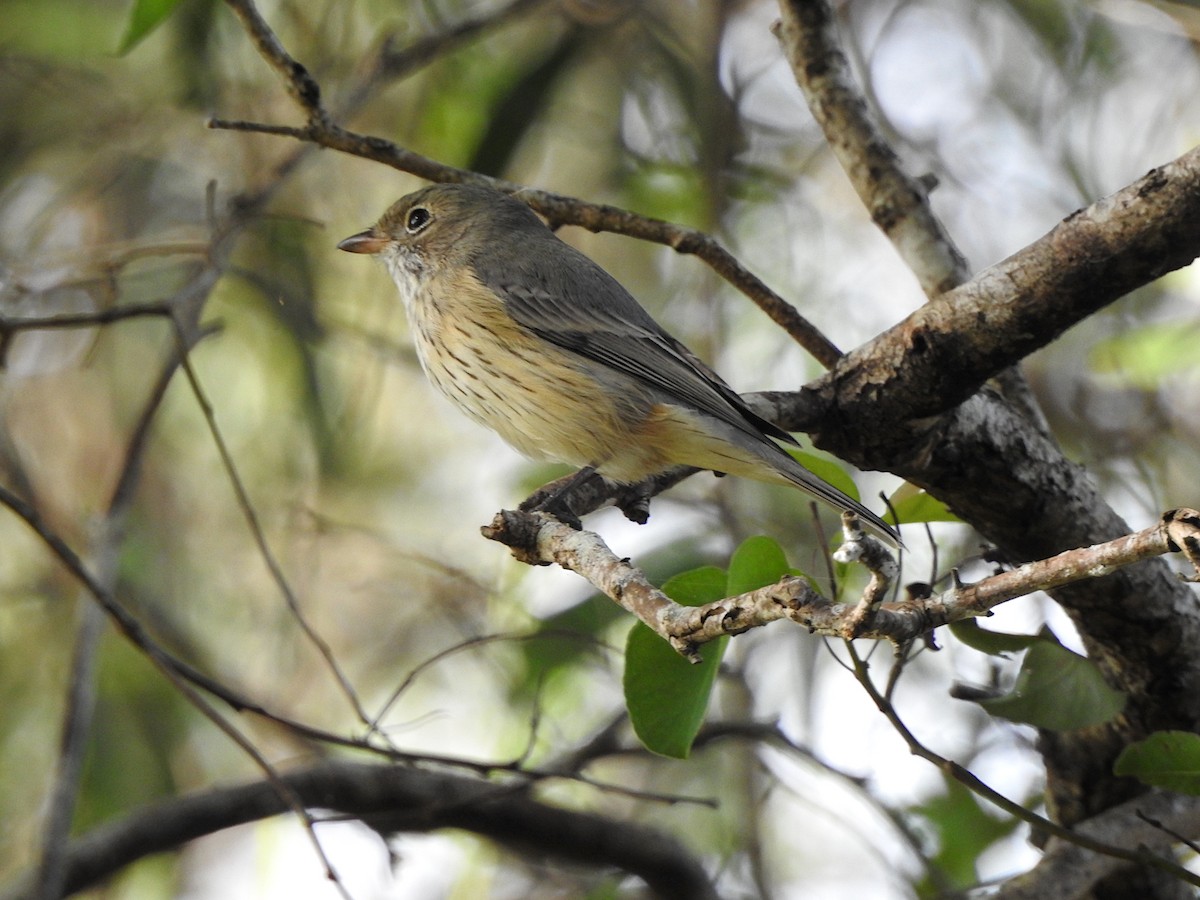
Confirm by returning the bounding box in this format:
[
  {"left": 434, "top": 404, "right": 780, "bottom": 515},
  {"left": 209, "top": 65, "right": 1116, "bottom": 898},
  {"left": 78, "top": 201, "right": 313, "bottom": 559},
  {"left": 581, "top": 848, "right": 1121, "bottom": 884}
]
[{"left": 776, "top": 455, "right": 902, "bottom": 547}]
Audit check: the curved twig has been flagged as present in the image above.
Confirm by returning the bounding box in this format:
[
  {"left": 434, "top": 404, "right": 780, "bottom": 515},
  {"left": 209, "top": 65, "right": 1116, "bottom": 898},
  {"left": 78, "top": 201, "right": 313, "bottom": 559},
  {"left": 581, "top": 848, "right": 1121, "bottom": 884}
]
[{"left": 0, "top": 761, "right": 719, "bottom": 900}]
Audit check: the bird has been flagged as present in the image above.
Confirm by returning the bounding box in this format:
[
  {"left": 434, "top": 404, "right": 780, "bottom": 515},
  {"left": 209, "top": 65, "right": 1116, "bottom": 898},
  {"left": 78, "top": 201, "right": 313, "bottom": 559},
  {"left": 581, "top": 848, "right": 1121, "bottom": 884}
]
[{"left": 338, "top": 182, "right": 899, "bottom": 545}]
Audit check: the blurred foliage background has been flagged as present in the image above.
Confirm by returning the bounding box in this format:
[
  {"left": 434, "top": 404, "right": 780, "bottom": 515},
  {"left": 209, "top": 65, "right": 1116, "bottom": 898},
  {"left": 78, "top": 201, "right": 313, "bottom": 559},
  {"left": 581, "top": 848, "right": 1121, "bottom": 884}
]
[{"left": 1, "top": 0, "right": 1198, "bottom": 897}]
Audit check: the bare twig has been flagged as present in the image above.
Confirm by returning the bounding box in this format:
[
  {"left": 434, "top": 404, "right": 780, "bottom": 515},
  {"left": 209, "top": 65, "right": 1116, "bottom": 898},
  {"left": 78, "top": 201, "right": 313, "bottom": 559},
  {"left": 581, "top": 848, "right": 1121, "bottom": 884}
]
[
  {"left": 222, "top": 0, "right": 324, "bottom": 120},
  {"left": 0, "top": 302, "right": 174, "bottom": 365},
  {"left": 771, "top": 0, "right": 1055, "bottom": 431},
  {"left": 369, "top": 629, "right": 611, "bottom": 735},
  {"left": 170, "top": 322, "right": 374, "bottom": 727},
  {"left": 483, "top": 507, "right": 1200, "bottom": 658},
  {"left": 33, "top": 603, "right": 105, "bottom": 900},
  {"left": 845, "top": 644, "right": 1200, "bottom": 893},
  {"left": 0, "top": 479, "right": 353, "bottom": 899},
  {"left": 33, "top": 301, "right": 210, "bottom": 900}
]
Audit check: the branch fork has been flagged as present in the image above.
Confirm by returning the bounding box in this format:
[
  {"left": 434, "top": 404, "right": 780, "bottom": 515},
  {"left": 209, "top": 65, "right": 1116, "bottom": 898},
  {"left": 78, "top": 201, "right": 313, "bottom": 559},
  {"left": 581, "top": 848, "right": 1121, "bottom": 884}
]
[
  {"left": 482, "top": 508, "right": 902, "bottom": 661},
  {"left": 483, "top": 505, "right": 1200, "bottom": 660}
]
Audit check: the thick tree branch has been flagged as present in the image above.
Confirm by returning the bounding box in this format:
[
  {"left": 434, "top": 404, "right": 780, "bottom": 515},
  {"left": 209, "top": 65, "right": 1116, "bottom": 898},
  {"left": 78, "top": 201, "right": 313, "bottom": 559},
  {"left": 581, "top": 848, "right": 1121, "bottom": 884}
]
[
  {"left": 772, "top": 0, "right": 1051, "bottom": 430},
  {"left": 0, "top": 762, "right": 719, "bottom": 900},
  {"left": 807, "top": 145, "right": 1200, "bottom": 426},
  {"left": 996, "top": 793, "right": 1200, "bottom": 900}
]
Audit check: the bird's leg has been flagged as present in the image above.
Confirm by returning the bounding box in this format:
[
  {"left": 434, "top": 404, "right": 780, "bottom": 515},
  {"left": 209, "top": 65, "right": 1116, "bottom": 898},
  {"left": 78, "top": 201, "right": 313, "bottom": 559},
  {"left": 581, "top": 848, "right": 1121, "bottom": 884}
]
[{"left": 519, "top": 465, "right": 599, "bottom": 530}]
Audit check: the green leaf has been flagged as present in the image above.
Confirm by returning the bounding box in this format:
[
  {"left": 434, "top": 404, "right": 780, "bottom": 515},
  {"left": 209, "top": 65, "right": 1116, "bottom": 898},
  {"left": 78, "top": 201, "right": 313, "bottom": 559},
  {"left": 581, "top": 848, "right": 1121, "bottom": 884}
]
[
  {"left": 1088, "top": 322, "right": 1200, "bottom": 389},
  {"left": 1115, "top": 731, "right": 1200, "bottom": 795},
  {"left": 886, "top": 489, "right": 961, "bottom": 525},
  {"left": 624, "top": 566, "right": 727, "bottom": 758},
  {"left": 950, "top": 620, "right": 1041, "bottom": 655},
  {"left": 980, "top": 639, "right": 1126, "bottom": 730},
  {"left": 913, "top": 776, "right": 1022, "bottom": 894},
  {"left": 726, "top": 535, "right": 791, "bottom": 597},
  {"left": 662, "top": 565, "right": 729, "bottom": 607},
  {"left": 515, "top": 596, "right": 626, "bottom": 697},
  {"left": 787, "top": 450, "right": 860, "bottom": 504},
  {"left": 118, "top": 0, "right": 185, "bottom": 54}
]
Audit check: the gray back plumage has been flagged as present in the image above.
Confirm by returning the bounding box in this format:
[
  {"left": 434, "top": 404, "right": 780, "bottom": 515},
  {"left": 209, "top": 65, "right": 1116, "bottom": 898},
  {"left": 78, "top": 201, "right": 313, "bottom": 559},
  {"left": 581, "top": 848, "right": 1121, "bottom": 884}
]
[{"left": 467, "top": 193, "right": 798, "bottom": 451}]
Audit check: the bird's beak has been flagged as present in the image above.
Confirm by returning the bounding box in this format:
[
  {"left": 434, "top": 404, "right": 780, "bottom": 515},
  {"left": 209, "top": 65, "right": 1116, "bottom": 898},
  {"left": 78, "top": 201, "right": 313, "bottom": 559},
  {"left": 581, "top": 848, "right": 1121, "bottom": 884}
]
[{"left": 337, "top": 230, "right": 389, "bottom": 254}]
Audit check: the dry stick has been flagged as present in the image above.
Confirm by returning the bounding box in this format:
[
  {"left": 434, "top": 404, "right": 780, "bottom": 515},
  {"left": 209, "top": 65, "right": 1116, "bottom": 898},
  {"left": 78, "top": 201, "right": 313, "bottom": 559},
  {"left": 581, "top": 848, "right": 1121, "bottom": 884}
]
[
  {"left": 222, "top": 0, "right": 325, "bottom": 119},
  {"left": 773, "top": 0, "right": 968, "bottom": 297},
  {"left": 844, "top": 643, "right": 1200, "bottom": 891},
  {"left": 34, "top": 604, "right": 105, "bottom": 900},
  {"left": 0, "top": 303, "right": 174, "bottom": 366},
  {"left": 484, "top": 509, "right": 1200, "bottom": 657},
  {"left": 369, "top": 629, "right": 611, "bottom": 736}
]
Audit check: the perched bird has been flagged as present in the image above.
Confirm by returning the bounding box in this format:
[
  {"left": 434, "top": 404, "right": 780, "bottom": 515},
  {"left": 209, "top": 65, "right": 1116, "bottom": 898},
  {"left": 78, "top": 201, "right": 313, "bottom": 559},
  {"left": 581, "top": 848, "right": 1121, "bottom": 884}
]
[{"left": 338, "top": 183, "right": 898, "bottom": 544}]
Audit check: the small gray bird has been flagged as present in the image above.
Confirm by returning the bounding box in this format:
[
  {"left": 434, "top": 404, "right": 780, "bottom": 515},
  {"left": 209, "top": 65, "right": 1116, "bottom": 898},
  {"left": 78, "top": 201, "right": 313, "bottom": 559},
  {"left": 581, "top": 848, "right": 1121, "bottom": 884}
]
[{"left": 339, "top": 183, "right": 898, "bottom": 544}]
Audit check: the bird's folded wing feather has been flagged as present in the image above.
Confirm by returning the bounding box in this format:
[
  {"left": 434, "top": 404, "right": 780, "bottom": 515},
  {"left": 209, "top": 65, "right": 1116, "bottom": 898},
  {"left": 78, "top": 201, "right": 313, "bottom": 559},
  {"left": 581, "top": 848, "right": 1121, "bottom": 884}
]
[{"left": 473, "top": 243, "right": 798, "bottom": 448}]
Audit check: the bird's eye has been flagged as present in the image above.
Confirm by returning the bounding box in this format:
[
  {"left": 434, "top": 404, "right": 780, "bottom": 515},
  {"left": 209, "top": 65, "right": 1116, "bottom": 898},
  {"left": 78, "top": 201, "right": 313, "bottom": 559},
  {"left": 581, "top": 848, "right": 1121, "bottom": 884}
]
[{"left": 406, "top": 207, "right": 431, "bottom": 234}]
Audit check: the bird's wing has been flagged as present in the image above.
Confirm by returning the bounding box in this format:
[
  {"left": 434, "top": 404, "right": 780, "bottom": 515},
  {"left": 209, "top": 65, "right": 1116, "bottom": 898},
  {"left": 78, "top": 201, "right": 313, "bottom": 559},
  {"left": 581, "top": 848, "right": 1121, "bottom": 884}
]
[{"left": 472, "top": 238, "right": 798, "bottom": 448}]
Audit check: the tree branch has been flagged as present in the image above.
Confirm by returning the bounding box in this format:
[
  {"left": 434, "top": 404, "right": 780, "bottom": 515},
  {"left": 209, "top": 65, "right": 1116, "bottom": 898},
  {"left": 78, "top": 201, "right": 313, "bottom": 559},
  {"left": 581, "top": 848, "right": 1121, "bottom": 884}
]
[
  {"left": 773, "top": 0, "right": 969, "bottom": 297},
  {"left": 996, "top": 792, "right": 1200, "bottom": 900},
  {"left": 803, "top": 145, "right": 1200, "bottom": 427},
  {"left": 845, "top": 645, "right": 1200, "bottom": 894},
  {"left": 482, "top": 507, "right": 1200, "bottom": 659},
  {"left": 0, "top": 762, "right": 719, "bottom": 900},
  {"left": 771, "top": 0, "right": 1051, "bottom": 430},
  {"left": 210, "top": 0, "right": 843, "bottom": 366}
]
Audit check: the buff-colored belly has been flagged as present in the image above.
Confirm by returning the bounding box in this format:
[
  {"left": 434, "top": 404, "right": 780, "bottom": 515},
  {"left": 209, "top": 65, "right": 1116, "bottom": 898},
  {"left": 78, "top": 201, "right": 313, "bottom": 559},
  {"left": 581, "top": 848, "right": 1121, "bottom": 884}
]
[{"left": 406, "top": 276, "right": 649, "bottom": 474}]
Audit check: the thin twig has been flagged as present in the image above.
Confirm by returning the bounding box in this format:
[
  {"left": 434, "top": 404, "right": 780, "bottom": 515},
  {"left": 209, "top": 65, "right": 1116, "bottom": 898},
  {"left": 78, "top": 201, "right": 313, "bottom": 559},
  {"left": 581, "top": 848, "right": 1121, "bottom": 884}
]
[
  {"left": 369, "top": 630, "right": 609, "bottom": 735},
  {"left": 221, "top": 0, "right": 324, "bottom": 120},
  {"left": 845, "top": 643, "right": 1200, "bottom": 891},
  {"left": 33, "top": 603, "right": 105, "bottom": 900},
  {"left": 168, "top": 319, "right": 374, "bottom": 727},
  {"left": 33, "top": 312, "right": 206, "bottom": 900},
  {"left": 0, "top": 482, "right": 351, "bottom": 899}
]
